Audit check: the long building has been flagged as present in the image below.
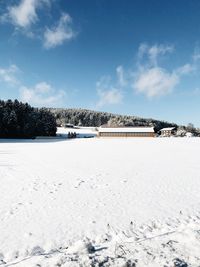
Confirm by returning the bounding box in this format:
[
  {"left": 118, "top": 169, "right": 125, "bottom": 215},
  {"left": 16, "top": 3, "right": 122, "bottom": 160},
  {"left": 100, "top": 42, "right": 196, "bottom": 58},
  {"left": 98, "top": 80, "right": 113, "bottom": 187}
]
[{"left": 98, "top": 127, "right": 155, "bottom": 137}]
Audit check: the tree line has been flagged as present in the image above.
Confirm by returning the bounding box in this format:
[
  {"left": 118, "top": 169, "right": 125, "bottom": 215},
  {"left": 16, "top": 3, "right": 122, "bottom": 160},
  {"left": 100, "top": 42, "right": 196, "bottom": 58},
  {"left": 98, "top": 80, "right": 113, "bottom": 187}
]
[
  {"left": 49, "top": 108, "right": 178, "bottom": 132},
  {"left": 49, "top": 108, "right": 200, "bottom": 135},
  {"left": 0, "top": 100, "right": 199, "bottom": 138},
  {"left": 0, "top": 99, "right": 56, "bottom": 138}
]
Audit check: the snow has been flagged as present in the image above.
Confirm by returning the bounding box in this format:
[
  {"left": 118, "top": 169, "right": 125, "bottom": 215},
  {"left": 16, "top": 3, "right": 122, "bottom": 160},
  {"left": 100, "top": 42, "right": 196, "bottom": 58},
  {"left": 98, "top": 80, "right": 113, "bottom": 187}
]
[
  {"left": 56, "top": 126, "right": 97, "bottom": 138},
  {"left": 160, "top": 127, "right": 175, "bottom": 131},
  {"left": 0, "top": 136, "right": 200, "bottom": 266},
  {"left": 98, "top": 127, "right": 154, "bottom": 133}
]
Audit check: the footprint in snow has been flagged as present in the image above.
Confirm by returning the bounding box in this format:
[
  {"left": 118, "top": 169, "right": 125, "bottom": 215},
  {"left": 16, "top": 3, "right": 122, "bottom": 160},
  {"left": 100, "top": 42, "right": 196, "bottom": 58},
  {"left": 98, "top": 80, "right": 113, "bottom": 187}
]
[
  {"left": 0, "top": 253, "right": 6, "bottom": 264},
  {"left": 75, "top": 180, "right": 85, "bottom": 188},
  {"left": 31, "top": 246, "right": 45, "bottom": 256}
]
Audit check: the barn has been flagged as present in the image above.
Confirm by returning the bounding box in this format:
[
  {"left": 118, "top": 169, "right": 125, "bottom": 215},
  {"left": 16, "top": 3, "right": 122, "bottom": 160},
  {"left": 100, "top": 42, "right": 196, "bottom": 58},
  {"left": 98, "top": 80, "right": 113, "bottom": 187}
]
[{"left": 98, "top": 127, "right": 155, "bottom": 137}]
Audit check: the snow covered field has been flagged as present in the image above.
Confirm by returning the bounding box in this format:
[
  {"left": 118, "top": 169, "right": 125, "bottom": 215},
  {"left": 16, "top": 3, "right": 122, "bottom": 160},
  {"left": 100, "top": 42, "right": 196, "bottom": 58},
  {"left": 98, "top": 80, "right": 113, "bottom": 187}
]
[{"left": 0, "top": 137, "right": 200, "bottom": 266}]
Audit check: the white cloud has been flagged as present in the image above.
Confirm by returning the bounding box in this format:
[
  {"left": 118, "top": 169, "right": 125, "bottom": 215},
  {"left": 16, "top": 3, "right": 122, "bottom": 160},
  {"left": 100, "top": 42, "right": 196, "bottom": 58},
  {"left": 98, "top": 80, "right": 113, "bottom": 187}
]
[
  {"left": 138, "top": 43, "right": 174, "bottom": 66},
  {"left": 1, "top": 2, "right": 76, "bottom": 48},
  {"left": 0, "top": 64, "right": 20, "bottom": 86},
  {"left": 96, "top": 76, "right": 123, "bottom": 107},
  {"left": 116, "top": 65, "right": 127, "bottom": 87},
  {"left": 138, "top": 43, "right": 148, "bottom": 59},
  {"left": 97, "top": 88, "right": 123, "bottom": 107},
  {"left": 20, "top": 81, "right": 66, "bottom": 107},
  {"left": 132, "top": 43, "right": 196, "bottom": 98},
  {"left": 2, "top": 0, "right": 49, "bottom": 29},
  {"left": 43, "top": 13, "right": 75, "bottom": 49},
  {"left": 97, "top": 43, "right": 183, "bottom": 105},
  {"left": 0, "top": 64, "right": 68, "bottom": 107},
  {"left": 34, "top": 81, "right": 52, "bottom": 93},
  {"left": 96, "top": 44, "right": 177, "bottom": 103},
  {"left": 176, "top": 64, "right": 195, "bottom": 75},
  {"left": 98, "top": 44, "right": 196, "bottom": 100},
  {"left": 133, "top": 67, "right": 179, "bottom": 98}
]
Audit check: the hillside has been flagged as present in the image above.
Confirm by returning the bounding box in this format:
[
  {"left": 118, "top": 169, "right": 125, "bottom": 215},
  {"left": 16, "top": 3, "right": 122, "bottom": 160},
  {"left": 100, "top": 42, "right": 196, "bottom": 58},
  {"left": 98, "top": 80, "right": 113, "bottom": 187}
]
[{"left": 49, "top": 108, "right": 178, "bottom": 132}]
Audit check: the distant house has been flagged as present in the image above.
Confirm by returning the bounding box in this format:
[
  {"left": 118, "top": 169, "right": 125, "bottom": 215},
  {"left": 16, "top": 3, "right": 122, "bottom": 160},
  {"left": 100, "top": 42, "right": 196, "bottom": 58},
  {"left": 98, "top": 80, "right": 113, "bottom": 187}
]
[
  {"left": 98, "top": 127, "right": 155, "bottom": 137},
  {"left": 186, "top": 132, "right": 193, "bottom": 138},
  {"left": 160, "top": 127, "right": 176, "bottom": 137}
]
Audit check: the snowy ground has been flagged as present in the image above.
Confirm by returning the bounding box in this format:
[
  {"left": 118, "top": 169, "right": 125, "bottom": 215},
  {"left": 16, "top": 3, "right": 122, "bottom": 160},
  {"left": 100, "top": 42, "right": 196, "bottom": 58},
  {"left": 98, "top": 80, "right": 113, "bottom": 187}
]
[
  {"left": 56, "top": 126, "right": 97, "bottom": 138},
  {"left": 0, "top": 136, "right": 200, "bottom": 266}
]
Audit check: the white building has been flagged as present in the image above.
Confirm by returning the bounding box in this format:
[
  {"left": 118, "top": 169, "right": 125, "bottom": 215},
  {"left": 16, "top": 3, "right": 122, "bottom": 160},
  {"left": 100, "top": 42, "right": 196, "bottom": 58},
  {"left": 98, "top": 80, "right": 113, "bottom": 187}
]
[
  {"left": 186, "top": 132, "right": 193, "bottom": 138},
  {"left": 160, "top": 127, "right": 176, "bottom": 137}
]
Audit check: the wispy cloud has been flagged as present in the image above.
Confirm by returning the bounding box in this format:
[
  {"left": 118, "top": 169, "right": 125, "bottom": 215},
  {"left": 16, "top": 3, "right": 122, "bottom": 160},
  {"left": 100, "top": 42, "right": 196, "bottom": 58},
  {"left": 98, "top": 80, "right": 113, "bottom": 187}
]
[
  {"left": 1, "top": 1, "right": 76, "bottom": 48},
  {"left": 0, "top": 64, "right": 20, "bottom": 86},
  {"left": 133, "top": 67, "right": 179, "bottom": 97},
  {"left": 192, "top": 46, "right": 200, "bottom": 62},
  {"left": 43, "top": 13, "right": 75, "bottom": 49},
  {"left": 96, "top": 43, "right": 196, "bottom": 101},
  {"left": 116, "top": 65, "right": 127, "bottom": 87},
  {"left": 138, "top": 43, "right": 174, "bottom": 66},
  {"left": 20, "top": 81, "right": 66, "bottom": 107},
  {"left": 0, "top": 63, "right": 67, "bottom": 107},
  {"left": 1, "top": 0, "right": 50, "bottom": 29},
  {"left": 176, "top": 63, "right": 195, "bottom": 75},
  {"left": 96, "top": 76, "right": 123, "bottom": 108},
  {"left": 133, "top": 44, "right": 195, "bottom": 98},
  {"left": 97, "top": 88, "right": 123, "bottom": 107}
]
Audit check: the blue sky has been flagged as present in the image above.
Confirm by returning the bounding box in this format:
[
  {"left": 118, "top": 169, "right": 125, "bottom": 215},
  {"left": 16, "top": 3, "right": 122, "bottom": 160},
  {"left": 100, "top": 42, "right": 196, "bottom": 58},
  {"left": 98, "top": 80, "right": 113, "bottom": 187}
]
[{"left": 0, "top": 0, "right": 200, "bottom": 126}]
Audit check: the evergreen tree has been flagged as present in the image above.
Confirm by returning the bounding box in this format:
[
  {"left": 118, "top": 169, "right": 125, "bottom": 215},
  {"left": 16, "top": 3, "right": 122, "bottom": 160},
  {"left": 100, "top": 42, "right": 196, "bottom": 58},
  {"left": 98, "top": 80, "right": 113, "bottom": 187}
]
[{"left": 0, "top": 99, "right": 57, "bottom": 138}]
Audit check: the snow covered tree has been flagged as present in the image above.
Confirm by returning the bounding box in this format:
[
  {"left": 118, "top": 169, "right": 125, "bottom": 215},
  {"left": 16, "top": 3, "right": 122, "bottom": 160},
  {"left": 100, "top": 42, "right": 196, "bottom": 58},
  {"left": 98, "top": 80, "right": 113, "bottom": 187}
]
[{"left": 0, "top": 99, "right": 57, "bottom": 138}]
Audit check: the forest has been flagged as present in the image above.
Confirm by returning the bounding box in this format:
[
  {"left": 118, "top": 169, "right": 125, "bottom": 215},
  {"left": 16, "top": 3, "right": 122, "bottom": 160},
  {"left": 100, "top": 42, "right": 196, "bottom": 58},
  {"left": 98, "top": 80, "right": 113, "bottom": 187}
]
[{"left": 0, "top": 99, "right": 56, "bottom": 138}]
